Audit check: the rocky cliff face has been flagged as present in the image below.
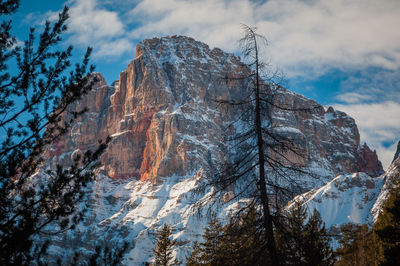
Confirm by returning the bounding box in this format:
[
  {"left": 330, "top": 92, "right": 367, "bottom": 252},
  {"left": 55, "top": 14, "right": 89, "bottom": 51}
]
[{"left": 49, "top": 35, "right": 383, "bottom": 184}]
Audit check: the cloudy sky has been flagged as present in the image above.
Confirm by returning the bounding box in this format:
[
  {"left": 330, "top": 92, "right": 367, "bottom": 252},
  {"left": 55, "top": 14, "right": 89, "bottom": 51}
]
[{"left": 13, "top": 0, "right": 400, "bottom": 169}]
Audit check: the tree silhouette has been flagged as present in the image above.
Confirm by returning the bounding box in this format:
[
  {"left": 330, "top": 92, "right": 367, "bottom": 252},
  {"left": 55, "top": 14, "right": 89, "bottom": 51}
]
[
  {"left": 276, "top": 205, "right": 335, "bottom": 265},
  {"left": 198, "top": 24, "right": 318, "bottom": 265},
  {"left": 188, "top": 206, "right": 333, "bottom": 265},
  {"left": 188, "top": 209, "right": 267, "bottom": 265},
  {"left": 153, "top": 224, "right": 179, "bottom": 266},
  {"left": 0, "top": 2, "right": 109, "bottom": 264}
]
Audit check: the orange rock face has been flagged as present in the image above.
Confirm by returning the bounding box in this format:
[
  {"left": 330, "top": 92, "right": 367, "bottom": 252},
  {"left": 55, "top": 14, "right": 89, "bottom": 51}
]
[{"left": 48, "top": 36, "right": 383, "bottom": 182}]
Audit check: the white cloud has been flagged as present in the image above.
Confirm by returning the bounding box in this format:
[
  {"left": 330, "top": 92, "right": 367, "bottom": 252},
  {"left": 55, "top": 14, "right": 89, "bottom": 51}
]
[
  {"left": 337, "top": 68, "right": 400, "bottom": 104},
  {"left": 94, "top": 38, "right": 135, "bottom": 57},
  {"left": 127, "top": 0, "right": 400, "bottom": 77},
  {"left": 42, "top": 0, "right": 400, "bottom": 75},
  {"left": 333, "top": 101, "right": 400, "bottom": 169},
  {"left": 66, "top": 0, "right": 134, "bottom": 57},
  {"left": 128, "top": 0, "right": 252, "bottom": 52},
  {"left": 335, "top": 92, "right": 374, "bottom": 104}
]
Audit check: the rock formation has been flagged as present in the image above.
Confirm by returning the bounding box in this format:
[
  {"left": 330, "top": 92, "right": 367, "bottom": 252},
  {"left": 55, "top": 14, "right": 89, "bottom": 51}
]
[
  {"left": 357, "top": 143, "right": 384, "bottom": 177},
  {"left": 48, "top": 36, "right": 383, "bottom": 184}
]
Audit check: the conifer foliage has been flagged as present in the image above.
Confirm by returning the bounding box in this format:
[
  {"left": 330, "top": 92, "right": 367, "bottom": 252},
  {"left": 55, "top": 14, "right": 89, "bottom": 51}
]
[
  {"left": 335, "top": 223, "right": 380, "bottom": 266},
  {"left": 153, "top": 224, "right": 179, "bottom": 266},
  {"left": 188, "top": 207, "right": 334, "bottom": 266},
  {"left": 276, "top": 205, "right": 335, "bottom": 266},
  {"left": 186, "top": 215, "right": 228, "bottom": 265},
  {"left": 0, "top": 1, "right": 109, "bottom": 264}
]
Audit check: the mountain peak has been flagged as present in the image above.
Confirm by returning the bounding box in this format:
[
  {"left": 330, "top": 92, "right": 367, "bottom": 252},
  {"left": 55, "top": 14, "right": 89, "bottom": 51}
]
[
  {"left": 43, "top": 35, "right": 389, "bottom": 264},
  {"left": 49, "top": 35, "right": 384, "bottom": 181},
  {"left": 136, "top": 35, "right": 240, "bottom": 66}
]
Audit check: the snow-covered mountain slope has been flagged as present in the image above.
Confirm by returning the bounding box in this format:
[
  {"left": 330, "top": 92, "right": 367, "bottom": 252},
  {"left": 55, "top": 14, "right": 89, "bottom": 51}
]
[
  {"left": 288, "top": 172, "right": 384, "bottom": 228},
  {"left": 290, "top": 140, "right": 399, "bottom": 229},
  {"left": 48, "top": 172, "right": 244, "bottom": 264}
]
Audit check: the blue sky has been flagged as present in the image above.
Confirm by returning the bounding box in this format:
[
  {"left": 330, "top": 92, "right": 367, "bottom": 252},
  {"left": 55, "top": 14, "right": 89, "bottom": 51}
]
[{"left": 11, "top": 0, "right": 400, "bottom": 169}]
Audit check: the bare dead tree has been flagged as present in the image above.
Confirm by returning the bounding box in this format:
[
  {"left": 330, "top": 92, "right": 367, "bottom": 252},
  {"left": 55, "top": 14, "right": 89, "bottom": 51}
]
[
  {"left": 236, "top": 24, "right": 279, "bottom": 264},
  {"left": 193, "top": 25, "right": 322, "bottom": 265}
]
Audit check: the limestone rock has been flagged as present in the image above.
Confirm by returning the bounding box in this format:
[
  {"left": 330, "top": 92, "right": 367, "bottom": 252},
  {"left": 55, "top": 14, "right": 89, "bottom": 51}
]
[{"left": 49, "top": 35, "right": 383, "bottom": 183}]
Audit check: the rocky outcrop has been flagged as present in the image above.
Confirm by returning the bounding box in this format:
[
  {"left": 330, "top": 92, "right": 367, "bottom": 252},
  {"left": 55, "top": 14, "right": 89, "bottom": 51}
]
[
  {"left": 49, "top": 35, "right": 383, "bottom": 183},
  {"left": 357, "top": 143, "right": 384, "bottom": 177}
]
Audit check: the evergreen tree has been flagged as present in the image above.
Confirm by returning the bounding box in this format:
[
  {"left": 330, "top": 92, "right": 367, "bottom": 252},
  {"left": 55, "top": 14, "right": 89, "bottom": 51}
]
[
  {"left": 153, "top": 224, "right": 178, "bottom": 266},
  {"left": 335, "top": 223, "right": 380, "bottom": 266},
  {"left": 276, "top": 204, "right": 335, "bottom": 266},
  {"left": 0, "top": 1, "right": 109, "bottom": 264},
  {"left": 88, "top": 242, "right": 129, "bottom": 266},
  {"left": 189, "top": 206, "right": 333, "bottom": 266},
  {"left": 221, "top": 207, "right": 269, "bottom": 265},
  {"left": 188, "top": 214, "right": 226, "bottom": 265},
  {"left": 186, "top": 242, "right": 202, "bottom": 266},
  {"left": 199, "top": 215, "right": 225, "bottom": 265},
  {"left": 276, "top": 203, "right": 307, "bottom": 264},
  {"left": 302, "top": 210, "right": 335, "bottom": 265}
]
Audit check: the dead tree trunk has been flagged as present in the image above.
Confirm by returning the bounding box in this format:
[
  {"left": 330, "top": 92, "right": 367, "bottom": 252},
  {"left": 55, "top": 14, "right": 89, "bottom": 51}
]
[{"left": 251, "top": 27, "right": 279, "bottom": 265}]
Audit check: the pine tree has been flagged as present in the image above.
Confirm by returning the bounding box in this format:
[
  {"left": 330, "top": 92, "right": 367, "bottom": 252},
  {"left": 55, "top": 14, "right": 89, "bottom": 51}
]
[
  {"left": 188, "top": 209, "right": 267, "bottom": 266},
  {"left": 221, "top": 207, "right": 269, "bottom": 265},
  {"left": 153, "top": 224, "right": 178, "bottom": 266},
  {"left": 335, "top": 223, "right": 380, "bottom": 266},
  {"left": 0, "top": 2, "right": 109, "bottom": 264},
  {"left": 189, "top": 206, "right": 333, "bottom": 266},
  {"left": 186, "top": 242, "right": 202, "bottom": 266},
  {"left": 276, "top": 204, "right": 335, "bottom": 266},
  {"left": 187, "top": 214, "right": 228, "bottom": 265},
  {"left": 200, "top": 216, "right": 225, "bottom": 265},
  {"left": 276, "top": 203, "right": 307, "bottom": 264},
  {"left": 88, "top": 242, "right": 129, "bottom": 266},
  {"left": 302, "top": 210, "right": 335, "bottom": 265}
]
